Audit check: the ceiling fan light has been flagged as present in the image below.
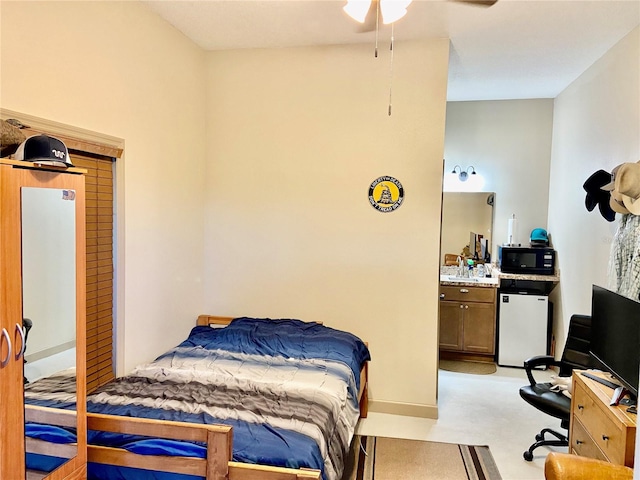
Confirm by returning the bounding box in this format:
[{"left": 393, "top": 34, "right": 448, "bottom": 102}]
[
  {"left": 380, "top": 0, "right": 412, "bottom": 24},
  {"left": 343, "top": 0, "right": 372, "bottom": 23}
]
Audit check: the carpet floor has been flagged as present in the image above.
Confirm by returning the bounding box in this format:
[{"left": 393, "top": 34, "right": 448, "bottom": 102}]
[
  {"left": 342, "top": 435, "right": 502, "bottom": 480},
  {"left": 439, "top": 360, "right": 497, "bottom": 375}
]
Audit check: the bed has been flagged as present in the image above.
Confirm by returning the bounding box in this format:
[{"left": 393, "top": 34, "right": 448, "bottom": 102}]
[{"left": 25, "top": 315, "right": 370, "bottom": 480}]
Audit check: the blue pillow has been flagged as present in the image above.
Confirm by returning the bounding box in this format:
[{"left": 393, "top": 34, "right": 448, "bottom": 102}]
[
  {"left": 122, "top": 439, "right": 206, "bottom": 458},
  {"left": 25, "top": 423, "right": 77, "bottom": 444}
]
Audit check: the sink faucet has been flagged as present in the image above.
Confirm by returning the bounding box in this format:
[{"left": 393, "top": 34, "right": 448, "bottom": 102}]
[{"left": 457, "top": 256, "right": 464, "bottom": 277}]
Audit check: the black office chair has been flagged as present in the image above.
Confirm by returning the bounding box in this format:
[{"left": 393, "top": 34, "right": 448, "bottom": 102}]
[
  {"left": 519, "top": 314, "right": 594, "bottom": 461},
  {"left": 23, "top": 318, "right": 32, "bottom": 384}
]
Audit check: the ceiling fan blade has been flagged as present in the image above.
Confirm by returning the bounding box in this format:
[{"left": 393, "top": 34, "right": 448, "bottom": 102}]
[
  {"left": 450, "top": 0, "right": 498, "bottom": 7},
  {"left": 355, "top": 0, "right": 378, "bottom": 33}
]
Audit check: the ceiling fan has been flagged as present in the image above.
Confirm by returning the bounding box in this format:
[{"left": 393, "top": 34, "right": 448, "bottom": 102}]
[
  {"left": 344, "top": 0, "right": 499, "bottom": 33},
  {"left": 343, "top": 0, "right": 498, "bottom": 116}
]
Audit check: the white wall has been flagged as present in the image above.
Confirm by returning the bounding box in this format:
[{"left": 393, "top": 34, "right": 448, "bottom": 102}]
[
  {"left": 203, "top": 40, "right": 450, "bottom": 417},
  {"left": 550, "top": 26, "right": 639, "bottom": 473},
  {"left": 444, "top": 100, "right": 555, "bottom": 260},
  {"left": 1, "top": 1, "right": 208, "bottom": 373},
  {"left": 548, "top": 26, "right": 639, "bottom": 353}
]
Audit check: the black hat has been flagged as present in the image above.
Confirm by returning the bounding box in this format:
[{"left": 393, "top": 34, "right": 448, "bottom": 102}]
[
  {"left": 583, "top": 169, "right": 616, "bottom": 222},
  {"left": 14, "top": 135, "right": 73, "bottom": 167}
]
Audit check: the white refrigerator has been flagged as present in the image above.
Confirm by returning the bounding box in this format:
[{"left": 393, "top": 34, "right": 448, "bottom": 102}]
[{"left": 498, "top": 292, "right": 549, "bottom": 368}]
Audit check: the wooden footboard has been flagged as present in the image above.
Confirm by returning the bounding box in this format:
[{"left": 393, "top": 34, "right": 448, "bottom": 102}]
[{"left": 87, "top": 413, "right": 321, "bottom": 480}]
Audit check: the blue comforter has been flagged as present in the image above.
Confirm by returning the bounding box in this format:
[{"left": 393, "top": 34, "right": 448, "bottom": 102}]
[{"left": 27, "top": 317, "right": 370, "bottom": 480}]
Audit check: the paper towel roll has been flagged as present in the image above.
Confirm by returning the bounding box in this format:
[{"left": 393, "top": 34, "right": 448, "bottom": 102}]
[{"left": 507, "top": 214, "right": 518, "bottom": 245}]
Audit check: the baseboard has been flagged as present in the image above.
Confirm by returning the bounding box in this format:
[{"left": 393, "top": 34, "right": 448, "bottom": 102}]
[{"left": 368, "top": 400, "right": 438, "bottom": 419}]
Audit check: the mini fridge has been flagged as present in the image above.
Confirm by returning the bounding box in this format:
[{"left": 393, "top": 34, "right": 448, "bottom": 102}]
[{"left": 498, "top": 292, "right": 550, "bottom": 367}]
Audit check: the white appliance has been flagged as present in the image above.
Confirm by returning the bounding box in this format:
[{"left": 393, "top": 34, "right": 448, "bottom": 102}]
[{"left": 498, "top": 292, "right": 549, "bottom": 367}]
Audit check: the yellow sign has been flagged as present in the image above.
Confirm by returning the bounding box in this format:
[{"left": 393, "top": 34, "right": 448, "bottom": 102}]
[{"left": 368, "top": 176, "right": 404, "bottom": 212}]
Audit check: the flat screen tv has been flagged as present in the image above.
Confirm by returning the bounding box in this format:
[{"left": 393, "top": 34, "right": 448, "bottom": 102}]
[{"left": 589, "top": 285, "right": 640, "bottom": 400}]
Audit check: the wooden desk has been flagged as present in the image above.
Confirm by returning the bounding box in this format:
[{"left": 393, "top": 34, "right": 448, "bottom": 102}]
[{"left": 570, "top": 370, "right": 636, "bottom": 467}]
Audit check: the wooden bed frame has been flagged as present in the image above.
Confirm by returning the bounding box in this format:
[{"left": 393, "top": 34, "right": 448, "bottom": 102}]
[{"left": 82, "top": 315, "right": 369, "bottom": 480}]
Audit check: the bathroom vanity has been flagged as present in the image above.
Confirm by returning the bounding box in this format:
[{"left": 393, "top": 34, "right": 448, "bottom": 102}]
[{"left": 439, "top": 274, "right": 498, "bottom": 362}]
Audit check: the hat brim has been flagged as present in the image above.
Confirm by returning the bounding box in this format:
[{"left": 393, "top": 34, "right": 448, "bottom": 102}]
[
  {"left": 600, "top": 180, "right": 615, "bottom": 191},
  {"left": 32, "top": 158, "right": 74, "bottom": 168},
  {"left": 610, "top": 192, "right": 631, "bottom": 214},
  {"left": 622, "top": 194, "right": 640, "bottom": 215},
  {"left": 597, "top": 198, "right": 616, "bottom": 222}
]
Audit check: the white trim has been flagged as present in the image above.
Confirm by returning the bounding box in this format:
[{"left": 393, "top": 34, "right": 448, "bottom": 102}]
[{"left": 1, "top": 108, "right": 123, "bottom": 152}]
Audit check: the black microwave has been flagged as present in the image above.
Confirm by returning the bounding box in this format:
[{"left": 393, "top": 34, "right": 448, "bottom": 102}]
[{"left": 498, "top": 246, "right": 556, "bottom": 275}]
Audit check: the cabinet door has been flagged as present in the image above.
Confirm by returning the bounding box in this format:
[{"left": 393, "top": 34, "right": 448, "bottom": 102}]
[
  {"left": 462, "top": 301, "right": 496, "bottom": 354},
  {"left": 439, "top": 301, "right": 464, "bottom": 351}
]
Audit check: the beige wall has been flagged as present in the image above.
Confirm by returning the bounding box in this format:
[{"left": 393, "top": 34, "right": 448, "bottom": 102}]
[
  {"left": 444, "top": 100, "right": 554, "bottom": 258},
  {"left": 203, "top": 40, "right": 450, "bottom": 416},
  {"left": 1, "top": 1, "right": 208, "bottom": 373},
  {"left": 548, "top": 27, "right": 639, "bottom": 355}
]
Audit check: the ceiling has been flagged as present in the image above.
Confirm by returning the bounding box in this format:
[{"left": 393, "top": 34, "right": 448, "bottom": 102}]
[{"left": 144, "top": 0, "right": 640, "bottom": 101}]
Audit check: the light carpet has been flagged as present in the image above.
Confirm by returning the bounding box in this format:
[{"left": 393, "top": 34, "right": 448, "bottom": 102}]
[{"left": 342, "top": 435, "right": 502, "bottom": 480}]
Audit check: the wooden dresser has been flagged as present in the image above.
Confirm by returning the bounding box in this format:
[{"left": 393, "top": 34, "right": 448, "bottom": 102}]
[{"left": 569, "top": 370, "right": 636, "bottom": 467}]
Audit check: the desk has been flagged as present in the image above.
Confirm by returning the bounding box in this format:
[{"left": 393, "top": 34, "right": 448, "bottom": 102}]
[{"left": 570, "top": 370, "right": 636, "bottom": 467}]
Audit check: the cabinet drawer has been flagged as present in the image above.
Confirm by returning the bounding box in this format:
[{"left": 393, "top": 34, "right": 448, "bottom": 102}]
[
  {"left": 571, "top": 418, "right": 607, "bottom": 461},
  {"left": 572, "top": 382, "right": 626, "bottom": 464},
  {"left": 439, "top": 286, "right": 495, "bottom": 303}
]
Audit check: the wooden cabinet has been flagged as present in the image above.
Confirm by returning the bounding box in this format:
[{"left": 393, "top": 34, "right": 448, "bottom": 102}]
[
  {"left": 439, "top": 285, "right": 497, "bottom": 359},
  {"left": 570, "top": 371, "right": 636, "bottom": 467},
  {"left": 0, "top": 161, "right": 87, "bottom": 480}
]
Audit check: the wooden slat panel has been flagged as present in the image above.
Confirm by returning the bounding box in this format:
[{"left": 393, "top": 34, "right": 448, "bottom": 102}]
[{"left": 69, "top": 152, "right": 114, "bottom": 390}]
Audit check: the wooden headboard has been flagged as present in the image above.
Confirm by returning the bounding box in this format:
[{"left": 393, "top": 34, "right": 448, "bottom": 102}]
[
  {"left": 197, "top": 315, "right": 235, "bottom": 327},
  {"left": 197, "top": 315, "right": 324, "bottom": 326}
]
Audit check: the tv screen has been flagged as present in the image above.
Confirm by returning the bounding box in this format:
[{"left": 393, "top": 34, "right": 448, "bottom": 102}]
[{"left": 589, "top": 285, "right": 640, "bottom": 398}]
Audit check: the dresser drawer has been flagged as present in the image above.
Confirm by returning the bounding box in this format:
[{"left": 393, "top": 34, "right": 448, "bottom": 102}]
[
  {"left": 571, "top": 418, "right": 607, "bottom": 461},
  {"left": 572, "top": 381, "right": 627, "bottom": 464},
  {"left": 439, "top": 286, "right": 495, "bottom": 303}
]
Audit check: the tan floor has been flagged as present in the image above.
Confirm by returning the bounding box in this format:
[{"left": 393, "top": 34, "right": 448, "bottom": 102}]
[{"left": 355, "top": 366, "right": 560, "bottom": 480}]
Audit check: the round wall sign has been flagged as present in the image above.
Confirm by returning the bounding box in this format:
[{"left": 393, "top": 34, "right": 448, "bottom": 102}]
[{"left": 368, "top": 176, "right": 404, "bottom": 212}]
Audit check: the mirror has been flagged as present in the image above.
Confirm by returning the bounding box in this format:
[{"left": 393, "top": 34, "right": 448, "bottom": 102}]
[
  {"left": 22, "top": 187, "right": 77, "bottom": 472},
  {"left": 441, "top": 192, "right": 495, "bottom": 264}
]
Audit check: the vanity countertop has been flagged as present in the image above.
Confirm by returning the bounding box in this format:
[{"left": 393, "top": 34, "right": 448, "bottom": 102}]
[
  {"left": 494, "top": 268, "right": 560, "bottom": 283},
  {"left": 439, "top": 265, "right": 559, "bottom": 288},
  {"left": 439, "top": 275, "right": 499, "bottom": 288}
]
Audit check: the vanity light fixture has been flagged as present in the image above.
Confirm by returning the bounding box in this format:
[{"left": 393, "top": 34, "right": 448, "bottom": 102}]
[{"left": 452, "top": 165, "right": 477, "bottom": 182}]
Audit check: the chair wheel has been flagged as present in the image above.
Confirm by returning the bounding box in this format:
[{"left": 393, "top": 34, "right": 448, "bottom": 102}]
[
  {"left": 535, "top": 434, "right": 544, "bottom": 441},
  {"left": 523, "top": 451, "right": 533, "bottom": 461}
]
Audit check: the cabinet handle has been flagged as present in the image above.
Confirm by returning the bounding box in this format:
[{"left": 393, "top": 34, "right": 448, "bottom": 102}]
[
  {"left": 602, "top": 435, "right": 609, "bottom": 441},
  {"left": 577, "top": 405, "right": 584, "bottom": 410},
  {"left": 15, "top": 323, "right": 25, "bottom": 360},
  {"left": 575, "top": 440, "right": 584, "bottom": 445},
  {"left": 459, "top": 289, "right": 469, "bottom": 293},
  {"left": 460, "top": 305, "right": 464, "bottom": 309},
  {"left": 465, "top": 305, "right": 469, "bottom": 309},
  {"left": 0, "top": 328, "right": 11, "bottom": 368},
  {"left": 440, "top": 294, "right": 445, "bottom": 299}
]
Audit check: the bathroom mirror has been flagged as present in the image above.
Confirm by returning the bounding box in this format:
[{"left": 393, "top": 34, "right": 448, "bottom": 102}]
[
  {"left": 441, "top": 192, "right": 495, "bottom": 264},
  {"left": 22, "top": 186, "right": 77, "bottom": 472}
]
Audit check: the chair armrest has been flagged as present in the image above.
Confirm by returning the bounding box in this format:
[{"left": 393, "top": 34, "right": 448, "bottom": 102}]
[
  {"left": 524, "top": 355, "right": 562, "bottom": 387},
  {"left": 544, "top": 452, "right": 633, "bottom": 480}
]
